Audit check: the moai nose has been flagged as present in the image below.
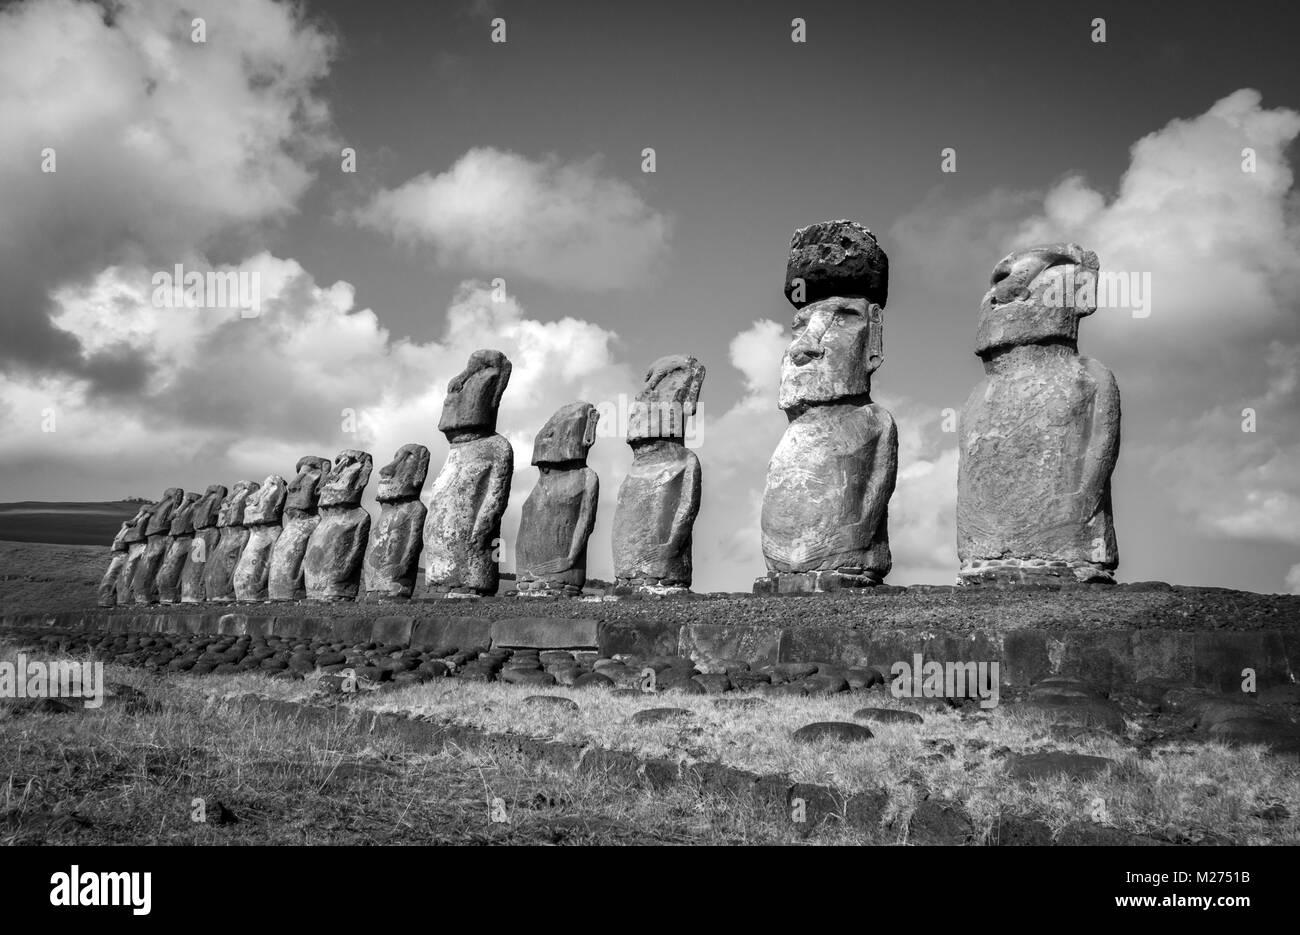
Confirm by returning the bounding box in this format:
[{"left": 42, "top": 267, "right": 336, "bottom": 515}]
[{"left": 790, "top": 342, "right": 825, "bottom": 366}]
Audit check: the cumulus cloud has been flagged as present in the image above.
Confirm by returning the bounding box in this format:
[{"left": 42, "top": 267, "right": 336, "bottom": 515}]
[{"left": 355, "top": 147, "right": 672, "bottom": 291}]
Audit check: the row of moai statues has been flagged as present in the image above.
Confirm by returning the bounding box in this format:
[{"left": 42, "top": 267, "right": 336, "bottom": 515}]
[
  {"left": 98, "top": 218, "right": 1119, "bottom": 603},
  {"left": 98, "top": 347, "right": 707, "bottom": 605}
]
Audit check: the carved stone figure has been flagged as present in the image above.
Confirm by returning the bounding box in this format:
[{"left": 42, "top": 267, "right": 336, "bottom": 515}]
[
  {"left": 363, "top": 444, "right": 430, "bottom": 601},
  {"left": 423, "top": 350, "right": 514, "bottom": 597},
  {"left": 757, "top": 220, "right": 898, "bottom": 594},
  {"left": 203, "top": 481, "right": 259, "bottom": 602},
  {"left": 116, "top": 498, "right": 157, "bottom": 605},
  {"left": 130, "top": 488, "right": 185, "bottom": 604},
  {"left": 179, "top": 484, "right": 228, "bottom": 603},
  {"left": 233, "top": 474, "right": 288, "bottom": 602},
  {"left": 303, "top": 451, "right": 372, "bottom": 600},
  {"left": 98, "top": 505, "right": 150, "bottom": 607},
  {"left": 156, "top": 491, "right": 200, "bottom": 603},
  {"left": 516, "top": 402, "right": 600, "bottom": 596},
  {"left": 957, "top": 243, "right": 1120, "bottom": 585},
  {"left": 612, "top": 355, "right": 705, "bottom": 595},
  {"left": 268, "top": 456, "right": 332, "bottom": 602}
]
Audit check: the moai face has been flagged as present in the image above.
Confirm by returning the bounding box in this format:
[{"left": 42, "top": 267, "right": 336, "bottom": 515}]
[
  {"left": 113, "top": 506, "right": 151, "bottom": 550},
  {"left": 168, "top": 492, "right": 201, "bottom": 536},
  {"left": 439, "top": 349, "right": 512, "bottom": 439},
  {"left": 976, "top": 243, "right": 1099, "bottom": 357},
  {"left": 532, "top": 402, "right": 599, "bottom": 465},
  {"left": 318, "top": 450, "right": 372, "bottom": 508},
  {"left": 377, "top": 444, "right": 430, "bottom": 501},
  {"left": 243, "top": 474, "right": 288, "bottom": 525},
  {"left": 191, "top": 484, "right": 228, "bottom": 530},
  {"left": 627, "top": 356, "right": 705, "bottom": 444},
  {"left": 285, "top": 456, "right": 331, "bottom": 513},
  {"left": 144, "top": 488, "right": 184, "bottom": 537},
  {"left": 216, "top": 481, "right": 259, "bottom": 528}
]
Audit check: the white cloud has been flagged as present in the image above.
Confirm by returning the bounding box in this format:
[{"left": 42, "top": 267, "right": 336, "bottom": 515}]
[{"left": 355, "top": 147, "right": 672, "bottom": 291}]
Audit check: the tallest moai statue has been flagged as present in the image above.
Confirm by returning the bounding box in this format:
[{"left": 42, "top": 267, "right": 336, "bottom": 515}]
[
  {"left": 956, "top": 243, "right": 1120, "bottom": 586},
  {"left": 756, "top": 220, "right": 898, "bottom": 594}
]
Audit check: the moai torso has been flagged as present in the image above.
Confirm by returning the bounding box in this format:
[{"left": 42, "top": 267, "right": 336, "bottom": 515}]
[
  {"left": 133, "top": 488, "right": 185, "bottom": 604},
  {"left": 423, "top": 350, "right": 514, "bottom": 597},
  {"left": 612, "top": 356, "right": 705, "bottom": 594},
  {"left": 956, "top": 243, "right": 1120, "bottom": 585},
  {"left": 117, "top": 499, "right": 156, "bottom": 605},
  {"left": 204, "top": 481, "right": 259, "bottom": 602},
  {"left": 303, "top": 451, "right": 372, "bottom": 600},
  {"left": 516, "top": 402, "right": 601, "bottom": 595},
  {"left": 180, "top": 485, "right": 226, "bottom": 603},
  {"left": 363, "top": 444, "right": 430, "bottom": 600},
  {"left": 268, "top": 456, "right": 330, "bottom": 601},
  {"left": 99, "top": 506, "right": 149, "bottom": 607},
  {"left": 233, "top": 474, "right": 287, "bottom": 601},
  {"left": 157, "top": 492, "right": 200, "bottom": 603},
  {"left": 758, "top": 220, "right": 897, "bottom": 592}
]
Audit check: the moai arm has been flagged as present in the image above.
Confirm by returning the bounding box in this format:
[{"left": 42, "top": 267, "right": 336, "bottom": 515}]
[
  {"left": 471, "top": 443, "right": 514, "bottom": 546},
  {"left": 825, "top": 407, "right": 898, "bottom": 556},
  {"left": 1078, "top": 360, "right": 1121, "bottom": 524},
  {"left": 569, "top": 469, "right": 600, "bottom": 567},
  {"left": 663, "top": 451, "right": 702, "bottom": 556}
]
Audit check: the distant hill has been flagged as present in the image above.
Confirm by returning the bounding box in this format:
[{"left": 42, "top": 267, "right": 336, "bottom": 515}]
[{"left": 0, "top": 501, "right": 143, "bottom": 546}]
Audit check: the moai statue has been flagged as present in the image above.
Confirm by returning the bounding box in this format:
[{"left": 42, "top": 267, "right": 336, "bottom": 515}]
[
  {"left": 515, "top": 402, "right": 600, "bottom": 596},
  {"left": 179, "top": 485, "right": 227, "bottom": 603},
  {"left": 116, "top": 500, "right": 157, "bottom": 605},
  {"left": 98, "top": 505, "right": 150, "bottom": 607},
  {"left": 233, "top": 474, "right": 288, "bottom": 601},
  {"left": 203, "top": 480, "right": 260, "bottom": 602},
  {"left": 957, "top": 243, "right": 1120, "bottom": 585},
  {"left": 303, "top": 450, "right": 372, "bottom": 600},
  {"left": 131, "top": 488, "right": 185, "bottom": 604},
  {"left": 268, "top": 456, "right": 332, "bottom": 601},
  {"left": 423, "top": 350, "right": 514, "bottom": 597},
  {"left": 612, "top": 355, "right": 705, "bottom": 596},
  {"left": 363, "top": 444, "right": 430, "bottom": 601},
  {"left": 156, "top": 491, "right": 200, "bottom": 603},
  {"left": 756, "top": 220, "right": 898, "bottom": 594}
]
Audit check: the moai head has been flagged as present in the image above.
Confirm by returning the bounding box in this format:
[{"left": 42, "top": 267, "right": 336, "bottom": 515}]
[
  {"left": 533, "top": 402, "right": 599, "bottom": 466},
  {"left": 243, "top": 474, "right": 288, "bottom": 525},
  {"left": 191, "top": 484, "right": 228, "bottom": 530},
  {"left": 976, "top": 243, "right": 1099, "bottom": 358},
  {"left": 439, "top": 349, "right": 512, "bottom": 440},
  {"left": 144, "top": 488, "right": 185, "bottom": 537},
  {"left": 285, "top": 456, "right": 331, "bottom": 513},
  {"left": 318, "top": 450, "right": 372, "bottom": 508},
  {"left": 216, "top": 481, "right": 259, "bottom": 528},
  {"left": 167, "top": 492, "right": 201, "bottom": 536},
  {"left": 113, "top": 505, "right": 151, "bottom": 550},
  {"left": 779, "top": 220, "right": 888, "bottom": 413},
  {"left": 377, "top": 444, "right": 430, "bottom": 502},
  {"left": 627, "top": 356, "right": 705, "bottom": 446}
]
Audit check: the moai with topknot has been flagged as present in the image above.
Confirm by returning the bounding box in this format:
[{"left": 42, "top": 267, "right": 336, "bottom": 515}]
[
  {"left": 423, "top": 350, "right": 514, "bottom": 597},
  {"left": 203, "top": 480, "right": 259, "bottom": 602},
  {"left": 98, "top": 505, "right": 150, "bottom": 607},
  {"left": 756, "top": 220, "right": 898, "bottom": 593},
  {"left": 957, "top": 243, "right": 1120, "bottom": 585},
  {"left": 362, "top": 444, "right": 430, "bottom": 601},
  {"left": 156, "top": 491, "right": 200, "bottom": 603},
  {"left": 179, "top": 484, "right": 227, "bottom": 603},
  {"left": 303, "top": 451, "right": 372, "bottom": 600},
  {"left": 268, "top": 456, "right": 332, "bottom": 601},
  {"left": 515, "top": 402, "right": 600, "bottom": 596},
  {"left": 233, "top": 474, "right": 288, "bottom": 601},
  {"left": 612, "top": 355, "right": 705, "bottom": 596}
]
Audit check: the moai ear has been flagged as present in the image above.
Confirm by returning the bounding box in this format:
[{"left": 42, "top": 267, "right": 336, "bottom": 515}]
[
  {"left": 866, "top": 304, "right": 884, "bottom": 373},
  {"left": 583, "top": 407, "right": 600, "bottom": 447}
]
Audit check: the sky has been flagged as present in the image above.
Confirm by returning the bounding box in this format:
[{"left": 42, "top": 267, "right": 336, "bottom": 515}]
[{"left": 1, "top": 0, "right": 1298, "bottom": 593}]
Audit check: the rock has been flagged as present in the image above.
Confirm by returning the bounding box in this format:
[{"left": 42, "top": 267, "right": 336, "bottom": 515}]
[
  {"left": 267, "top": 456, "right": 331, "bottom": 601},
  {"left": 854, "top": 707, "right": 923, "bottom": 725},
  {"left": 791, "top": 721, "right": 874, "bottom": 743},
  {"left": 1021, "top": 697, "right": 1126, "bottom": 734},
  {"left": 572, "top": 672, "right": 615, "bottom": 690},
  {"left": 692, "top": 674, "right": 732, "bottom": 694},
  {"left": 729, "top": 672, "right": 771, "bottom": 691},
  {"left": 846, "top": 667, "right": 886, "bottom": 690},
  {"left": 303, "top": 451, "right": 373, "bottom": 601},
  {"left": 1008, "top": 752, "right": 1115, "bottom": 781},
  {"left": 155, "top": 491, "right": 200, "bottom": 603},
  {"left": 233, "top": 474, "right": 288, "bottom": 602},
  {"left": 668, "top": 679, "right": 706, "bottom": 695},
  {"left": 362, "top": 444, "right": 430, "bottom": 600},
  {"left": 713, "top": 697, "right": 766, "bottom": 710},
  {"left": 630, "top": 707, "right": 691, "bottom": 725},
  {"left": 418, "top": 660, "right": 449, "bottom": 678},
  {"left": 516, "top": 402, "right": 601, "bottom": 596},
  {"left": 783, "top": 217, "right": 888, "bottom": 308},
  {"left": 957, "top": 244, "right": 1120, "bottom": 586},
  {"left": 500, "top": 668, "right": 557, "bottom": 687},
  {"left": 612, "top": 355, "right": 705, "bottom": 595},
  {"left": 774, "top": 662, "right": 818, "bottom": 679},
  {"left": 1206, "top": 717, "right": 1300, "bottom": 754},
  {"left": 203, "top": 481, "right": 260, "bottom": 602},
  {"left": 551, "top": 665, "right": 585, "bottom": 686},
  {"left": 179, "top": 485, "right": 227, "bottom": 603},
  {"left": 524, "top": 695, "right": 579, "bottom": 711}
]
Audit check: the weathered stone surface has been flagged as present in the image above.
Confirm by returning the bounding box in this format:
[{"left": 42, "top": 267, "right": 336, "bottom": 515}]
[
  {"left": 363, "top": 444, "right": 430, "bottom": 600},
  {"left": 791, "top": 721, "right": 874, "bottom": 743},
  {"left": 760, "top": 221, "right": 896, "bottom": 593},
  {"left": 516, "top": 402, "right": 600, "bottom": 595},
  {"left": 854, "top": 707, "right": 923, "bottom": 725},
  {"left": 131, "top": 488, "right": 185, "bottom": 605},
  {"left": 98, "top": 505, "right": 150, "bottom": 607},
  {"left": 957, "top": 244, "right": 1120, "bottom": 585},
  {"left": 233, "top": 474, "right": 287, "bottom": 602},
  {"left": 203, "top": 481, "right": 258, "bottom": 602},
  {"left": 1007, "top": 751, "right": 1115, "bottom": 782},
  {"left": 630, "top": 707, "right": 691, "bottom": 725},
  {"left": 491, "top": 617, "right": 598, "bottom": 649},
  {"left": 424, "top": 350, "right": 513, "bottom": 597},
  {"left": 304, "top": 451, "right": 372, "bottom": 601},
  {"left": 268, "top": 456, "right": 331, "bottom": 602},
  {"left": 156, "top": 492, "right": 200, "bottom": 604},
  {"left": 176, "top": 485, "right": 227, "bottom": 604},
  {"left": 612, "top": 356, "right": 705, "bottom": 594}
]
